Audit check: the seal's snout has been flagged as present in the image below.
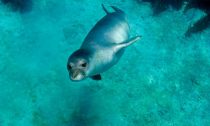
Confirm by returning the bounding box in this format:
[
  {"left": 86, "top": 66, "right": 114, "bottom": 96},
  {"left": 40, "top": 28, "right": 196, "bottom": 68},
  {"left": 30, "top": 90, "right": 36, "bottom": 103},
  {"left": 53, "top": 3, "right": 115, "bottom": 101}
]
[
  {"left": 72, "top": 69, "right": 79, "bottom": 78},
  {"left": 69, "top": 69, "right": 85, "bottom": 81}
]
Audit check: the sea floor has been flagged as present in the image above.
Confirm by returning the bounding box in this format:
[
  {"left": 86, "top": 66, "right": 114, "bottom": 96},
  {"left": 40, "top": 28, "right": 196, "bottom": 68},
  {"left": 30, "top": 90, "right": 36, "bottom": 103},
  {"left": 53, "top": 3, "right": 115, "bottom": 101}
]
[{"left": 0, "top": 0, "right": 210, "bottom": 126}]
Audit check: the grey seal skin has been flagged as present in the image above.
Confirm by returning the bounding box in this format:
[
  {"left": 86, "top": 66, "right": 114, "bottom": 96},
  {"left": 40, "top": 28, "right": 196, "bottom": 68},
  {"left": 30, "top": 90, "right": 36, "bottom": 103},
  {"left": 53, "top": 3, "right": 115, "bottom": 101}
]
[{"left": 67, "top": 5, "right": 141, "bottom": 81}]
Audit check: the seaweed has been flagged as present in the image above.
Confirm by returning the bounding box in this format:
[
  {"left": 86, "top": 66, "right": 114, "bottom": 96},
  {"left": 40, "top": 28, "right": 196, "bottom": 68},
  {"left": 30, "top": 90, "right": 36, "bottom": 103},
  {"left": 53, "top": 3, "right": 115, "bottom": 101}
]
[
  {"left": 185, "top": 14, "right": 210, "bottom": 37},
  {"left": 184, "top": 0, "right": 210, "bottom": 14},
  {"left": 139, "top": 0, "right": 185, "bottom": 15},
  {"left": 184, "top": 0, "right": 210, "bottom": 37},
  {"left": 1, "top": 0, "right": 33, "bottom": 13}
]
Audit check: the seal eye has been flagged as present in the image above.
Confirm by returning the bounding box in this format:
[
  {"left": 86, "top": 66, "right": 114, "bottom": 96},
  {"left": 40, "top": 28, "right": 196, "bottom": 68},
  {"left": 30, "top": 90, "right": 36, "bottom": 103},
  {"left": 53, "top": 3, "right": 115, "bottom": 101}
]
[
  {"left": 81, "top": 62, "right": 87, "bottom": 67},
  {"left": 67, "top": 64, "right": 72, "bottom": 70}
]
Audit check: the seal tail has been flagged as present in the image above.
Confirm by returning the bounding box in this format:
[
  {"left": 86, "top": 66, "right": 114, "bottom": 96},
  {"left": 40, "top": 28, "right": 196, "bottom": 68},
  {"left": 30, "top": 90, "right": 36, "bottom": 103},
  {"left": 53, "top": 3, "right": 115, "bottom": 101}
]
[
  {"left": 110, "top": 6, "right": 124, "bottom": 13},
  {"left": 102, "top": 4, "right": 110, "bottom": 14},
  {"left": 102, "top": 4, "right": 124, "bottom": 14}
]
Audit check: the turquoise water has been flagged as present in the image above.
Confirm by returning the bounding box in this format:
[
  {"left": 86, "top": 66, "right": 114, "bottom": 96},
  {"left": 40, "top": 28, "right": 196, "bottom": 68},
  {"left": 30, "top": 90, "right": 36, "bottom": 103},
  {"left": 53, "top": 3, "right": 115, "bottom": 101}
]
[{"left": 0, "top": 0, "right": 210, "bottom": 126}]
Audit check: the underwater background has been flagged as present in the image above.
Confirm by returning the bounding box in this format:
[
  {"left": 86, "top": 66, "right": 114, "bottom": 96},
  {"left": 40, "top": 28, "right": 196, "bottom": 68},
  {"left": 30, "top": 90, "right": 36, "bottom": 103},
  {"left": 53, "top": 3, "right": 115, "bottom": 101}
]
[{"left": 0, "top": 0, "right": 210, "bottom": 126}]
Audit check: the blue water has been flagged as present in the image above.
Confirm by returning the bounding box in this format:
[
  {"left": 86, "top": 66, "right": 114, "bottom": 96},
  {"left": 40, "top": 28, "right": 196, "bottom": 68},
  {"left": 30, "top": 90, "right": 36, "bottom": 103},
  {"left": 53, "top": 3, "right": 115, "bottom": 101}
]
[{"left": 0, "top": 0, "right": 210, "bottom": 126}]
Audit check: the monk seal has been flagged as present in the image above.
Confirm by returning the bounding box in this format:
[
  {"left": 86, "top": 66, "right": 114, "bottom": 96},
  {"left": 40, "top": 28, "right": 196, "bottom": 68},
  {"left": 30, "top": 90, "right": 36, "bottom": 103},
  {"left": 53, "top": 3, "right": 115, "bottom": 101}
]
[{"left": 67, "top": 5, "right": 141, "bottom": 81}]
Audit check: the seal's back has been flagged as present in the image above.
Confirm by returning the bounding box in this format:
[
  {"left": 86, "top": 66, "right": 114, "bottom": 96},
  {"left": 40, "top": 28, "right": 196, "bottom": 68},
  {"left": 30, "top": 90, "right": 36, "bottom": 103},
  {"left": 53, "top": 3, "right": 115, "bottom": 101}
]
[{"left": 81, "top": 5, "right": 130, "bottom": 49}]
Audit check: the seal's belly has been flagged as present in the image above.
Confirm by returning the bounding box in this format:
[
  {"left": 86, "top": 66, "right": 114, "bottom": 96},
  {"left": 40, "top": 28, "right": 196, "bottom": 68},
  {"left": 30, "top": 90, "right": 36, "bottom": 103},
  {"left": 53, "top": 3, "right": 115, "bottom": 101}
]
[
  {"left": 81, "top": 12, "right": 129, "bottom": 48},
  {"left": 87, "top": 46, "right": 123, "bottom": 76},
  {"left": 103, "top": 20, "right": 129, "bottom": 44}
]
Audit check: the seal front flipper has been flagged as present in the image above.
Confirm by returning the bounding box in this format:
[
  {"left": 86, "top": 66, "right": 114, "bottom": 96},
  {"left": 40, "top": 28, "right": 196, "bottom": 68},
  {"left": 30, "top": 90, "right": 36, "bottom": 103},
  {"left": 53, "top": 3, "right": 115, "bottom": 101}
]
[
  {"left": 91, "top": 74, "right": 102, "bottom": 80},
  {"left": 115, "top": 36, "right": 141, "bottom": 50}
]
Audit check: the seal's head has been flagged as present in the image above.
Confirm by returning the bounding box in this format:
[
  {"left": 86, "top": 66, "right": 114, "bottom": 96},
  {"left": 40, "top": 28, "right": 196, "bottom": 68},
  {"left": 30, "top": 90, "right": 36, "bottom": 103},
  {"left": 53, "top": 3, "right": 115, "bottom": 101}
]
[{"left": 67, "top": 49, "right": 91, "bottom": 81}]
